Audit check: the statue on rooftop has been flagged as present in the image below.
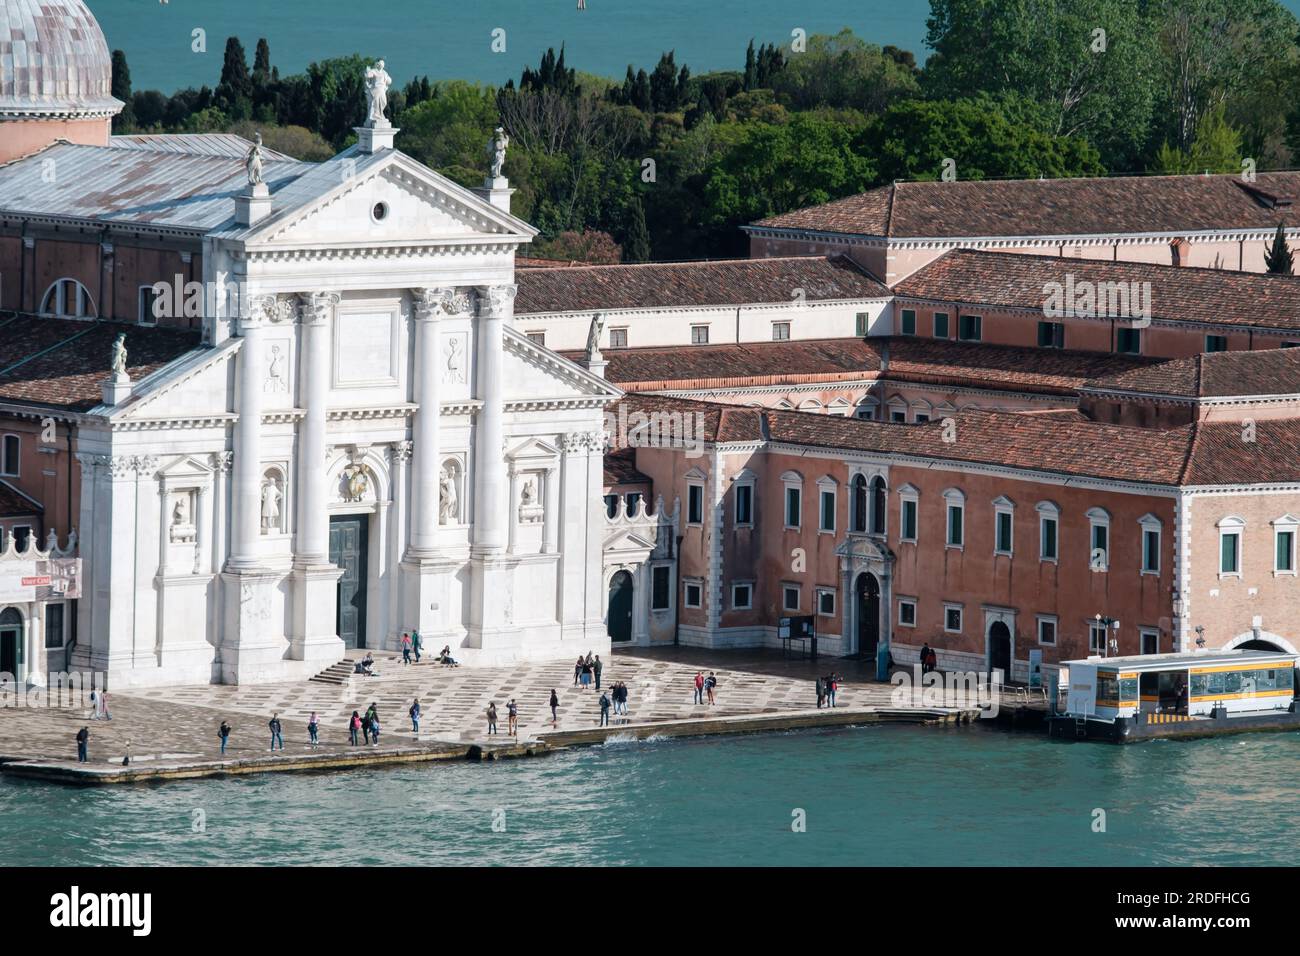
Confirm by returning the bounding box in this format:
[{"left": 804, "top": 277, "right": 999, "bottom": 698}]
[
  {"left": 110, "top": 333, "right": 128, "bottom": 377},
  {"left": 364, "top": 60, "right": 393, "bottom": 126},
  {"left": 245, "top": 132, "right": 264, "bottom": 186},
  {"left": 487, "top": 125, "right": 509, "bottom": 179},
  {"left": 584, "top": 313, "right": 605, "bottom": 363}
]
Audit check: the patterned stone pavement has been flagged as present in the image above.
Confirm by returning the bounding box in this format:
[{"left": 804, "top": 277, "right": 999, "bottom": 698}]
[{"left": 0, "top": 648, "right": 909, "bottom": 766}]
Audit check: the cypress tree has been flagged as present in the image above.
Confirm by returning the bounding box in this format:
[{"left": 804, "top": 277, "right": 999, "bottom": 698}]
[
  {"left": 743, "top": 40, "right": 757, "bottom": 91},
  {"left": 1265, "top": 223, "right": 1294, "bottom": 275},
  {"left": 624, "top": 196, "right": 651, "bottom": 262},
  {"left": 110, "top": 50, "right": 134, "bottom": 130}
]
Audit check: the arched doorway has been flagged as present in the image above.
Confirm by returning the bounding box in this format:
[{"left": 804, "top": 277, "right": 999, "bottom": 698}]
[
  {"left": 855, "top": 573, "right": 879, "bottom": 657},
  {"left": 608, "top": 571, "right": 634, "bottom": 643},
  {"left": 1236, "top": 639, "right": 1286, "bottom": 651},
  {"left": 0, "top": 607, "right": 23, "bottom": 680},
  {"left": 988, "top": 621, "right": 1011, "bottom": 681}
]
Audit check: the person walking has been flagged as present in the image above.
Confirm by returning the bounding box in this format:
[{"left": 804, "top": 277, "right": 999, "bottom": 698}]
[
  {"left": 705, "top": 672, "right": 717, "bottom": 705},
  {"left": 507, "top": 699, "right": 518, "bottom": 736},
  {"left": 370, "top": 712, "right": 381, "bottom": 746},
  {"left": 409, "top": 698, "right": 421, "bottom": 735},
  {"left": 308, "top": 712, "right": 320, "bottom": 747},
  {"left": 401, "top": 632, "right": 413, "bottom": 665},
  {"left": 816, "top": 676, "right": 825, "bottom": 709},
  {"left": 219, "top": 720, "right": 231, "bottom": 754},
  {"left": 268, "top": 713, "right": 284, "bottom": 751},
  {"left": 828, "top": 673, "right": 839, "bottom": 708},
  {"left": 362, "top": 707, "right": 372, "bottom": 745},
  {"left": 925, "top": 646, "right": 938, "bottom": 675},
  {"left": 349, "top": 711, "right": 361, "bottom": 746},
  {"left": 574, "top": 656, "right": 583, "bottom": 687},
  {"left": 549, "top": 689, "right": 559, "bottom": 727},
  {"left": 88, "top": 688, "right": 99, "bottom": 721},
  {"left": 693, "top": 671, "right": 705, "bottom": 705},
  {"left": 411, "top": 629, "right": 422, "bottom": 663},
  {"left": 920, "top": 643, "right": 932, "bottom": 676},
  {"left": 598, "top": 691, "right": 611, "bottom": 726},
  {"left": 593, "top": 655, "right": 603, "bottom": 691},
  {"left": 487, "top": 702, "right": 498, "bottom": 735},
  {"left": 100, "top": 690, "right": 112, "bottom": 720},
  {"left": 76, "top": 726, "right": 89, "bottom": 763}
]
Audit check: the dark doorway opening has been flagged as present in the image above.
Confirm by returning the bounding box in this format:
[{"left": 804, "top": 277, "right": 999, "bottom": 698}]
[
  {"left": 329, "top": 515, "right": 369, "bottom": 649},
  {"left": 855, "top": 573, "right": 879, "bottom": 657},
  {"left": 608, "top": 571, "right": 634, "bottom": 643},
  {"left": 988, "top": 621, "right": 1012, "bottom": 680}
]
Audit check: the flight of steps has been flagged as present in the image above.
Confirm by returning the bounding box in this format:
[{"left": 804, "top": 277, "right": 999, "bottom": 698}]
[{"left": 309, "top": 650, "right": 438, "bottom": 685}]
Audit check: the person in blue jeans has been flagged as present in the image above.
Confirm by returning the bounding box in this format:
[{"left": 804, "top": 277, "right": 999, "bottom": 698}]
[
  {"left": 268, "top": 714, "right": 284, "bottom": 751},
  {"left": 307, "top": 712, "right": 319, "bottom": 747},
  {"left": 409, "top": 698, "right": 421, "bottom": 734},
  {"left": 598, "top": 692, "right": 611, "bottom": 726},
  {"left": 219, "top": 720, "right": 231, "bottom": 754},
  {"left": 76, "top": 726, "right": 89, "bottom": 763}
]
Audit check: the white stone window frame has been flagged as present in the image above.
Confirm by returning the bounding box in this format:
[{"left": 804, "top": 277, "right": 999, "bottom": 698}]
[
  {"left": 1273, "top": 515, "right": 1298, "bottom": 576},
  {"left": 943, "top": 602, "right": 963, "bottom": 634},
  {"left": 771, "top": 321, "right": 791, "bottom": 341},
  {"left": 815, "top": 587, "right": 836, "bottom": 617},
  {"left": 40, "top": 278, "right": 96, "bottom": 319},
  {"left": 943, "top": 488, "right": 965, "bottom": 550},
  {"left": 1139, "top": 628, "right": 1160, "bottom": 655},
  {"left": 609, "top": 327, "right": 629, "bottom": 349},
  {"left": 828, "top": 397, "right": 852, "bottom": 417},
  {"left": 781, "top": 470, "right": 803, "bottom": 531},
  {"left": 683, "top": 577, "right": 704, "bottom": 609},
  {"left": 1089, "top": 621, "right": 1108, "bottom": 654},
  {"left": 526, "top": 330, "right": 547, "bottom": 347},
  {"left": 782, "top": 582, "right": 801, "bottom": 613},
  {"left": 1037, "top": 500, "right": 1060, "bottom": 563},
  {"left": 1036, "top": 614, "right": 1058, "bottom": 646},
  {"left": 685, "top": 468, "right": 706, "bottom": 527},
  {"left": 898, "top": 484, "right": 919, "bottom": 544},
  {"left": 992, "top": 495, "right": 1015, "bottom": 556},
  {"left": 690, "top": 324, "right": 710, "bottom": 345},
  {"left": 816, "top": 475, "right": 837, "bottom": 534},
  {"left": 897, "top": 596, "right": 917, "bottom": 628},
  {"left": 731, "top": 580, "right": 754, "bottom": 611},
  {"left": 933, "top": 311, "right": 951, "bottom": 339},
  {"left": 855, "top": 398, "right": 879, "bottom": 421},
  {"left": 732, "top": 470, "right": 756, "bottom": 529},
  {"left": 887, "top": 397, "right": 908, "bottom": 423},
  {"left": 1087, "top": 506, "right": 1111, "bottom": 572},
  {"left": 1217, "top": 515, "right": 1245, "bottom": 579},
  {"left": 1138, "top": 513, "right": 1162, "bottom": 575}
]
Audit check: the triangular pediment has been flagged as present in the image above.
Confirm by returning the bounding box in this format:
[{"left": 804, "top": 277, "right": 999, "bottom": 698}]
[
  {"left": 503, "top": 327, "right": 623, "bottom": 405},
  {"left": 603, "top": 527, "right": 657, "bottom": 554},
  {"left": 242, "top": 149, "right": 537, "bottom": 248}
]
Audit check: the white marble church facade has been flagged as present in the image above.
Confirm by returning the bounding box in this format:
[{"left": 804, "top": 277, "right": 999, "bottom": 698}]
[{"left": 61, "top": 129, "right": 619, "bottom": 687}]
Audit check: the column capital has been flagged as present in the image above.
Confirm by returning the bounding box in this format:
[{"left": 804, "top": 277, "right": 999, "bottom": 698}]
[
  {"left": 414, "top": 287, "right": 471, "bottom": 321},
  {"left": 298, "top": 291, "right": 340, "bottom": 326},
  {"left": 477, "top": 284, "right": 517, "bottom": 317},
  {"left": 393, "top": 440, "right": 414, "bottom": 463}
]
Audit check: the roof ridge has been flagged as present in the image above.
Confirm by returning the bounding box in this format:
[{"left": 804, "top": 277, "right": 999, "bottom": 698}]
[{"left": 933, "top": 248, "right": 1300, "bottom": 282}]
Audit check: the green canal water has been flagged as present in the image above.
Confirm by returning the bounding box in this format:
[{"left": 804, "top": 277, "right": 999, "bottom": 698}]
[{"left": 2, "top": 725, "right": 1296, "bottom": 866}]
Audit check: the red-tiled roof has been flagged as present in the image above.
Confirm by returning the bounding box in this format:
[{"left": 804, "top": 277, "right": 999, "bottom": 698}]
[
  {"left": 0, "top": 314, "right": 203, "bottom": 412},
  {"left": 603, "top": 447, "right": 651, "bottom": 486},
  {"left": 1084, "top": 347, "right": 1300, "bottom": 398},
  {"left": 1182, "top": 419, "right": 1300, "bottom": 484},
  {"left": 749, "top": 173, "right": 1300, "bottom": 239},
  {"left": 893, "top": 250, "right": 1300, "bottom": 333},
  {"left": 0, "top": 479, "right": 41, "bottom": 518},
  {"left": 515, "top": 255, "right": 888, "bottom": 314},
  {"left": 571, "top": 336, "right": 1154, "bottom": 396}
]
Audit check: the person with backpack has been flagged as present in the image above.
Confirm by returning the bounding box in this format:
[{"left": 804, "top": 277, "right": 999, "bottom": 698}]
[
  {"left": 307, "top": 712, "right": 320, "bottom": 747},
  {"left": 362, "top": 704, "right": 376, "bottom": 744},
  {"left": 574, "top": 656, "right": 583, "bottom": 687},
  {"left": 88, "top": 689, "right": 99, "bottom": 721},
  {"left": 507, "top": 699, "right": 518, "bottom": 736},
  {"left": 219, "top": 720, "right": 231, "bottom": 755},
  {"left": 349, "top": 711, "right": 362, "bottom": 746},
  {"left": 370, "top": 712, "right": 381, "bottom": 746},
  {"left": 598, "top": 691, "right": 611, "bottom": 727},
  {"left": 409, "top": 698, "right": 421, "bottom": 734},
  {"left": 268, "top": 714, "right": 284, "bottom": 751},
  {"left": 549, "top": 689, "right": 559, "bottom": 727},
  {"left": 76, "top": 726, "right": 89, "bottom": 763}
]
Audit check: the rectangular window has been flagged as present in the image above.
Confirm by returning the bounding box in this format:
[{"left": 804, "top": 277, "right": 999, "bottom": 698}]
[
  {"left": 687, "top": 484, "right": 703, "bottom": 525},
  {"left": 1090, "top": 623, "right": 1107, "bottom": 654},
  {"left": 855, "top": 312, "right": 869, "bottom": 336},
  {"left": 138, "top": 285, "right": 162, "bottom": 327},
  {"left": 0, "top": 434, "right": 18, "bottom": 477},
  {"left": 933, "top": 312, "right": 950, "bottom": 339},
  {"left": 1142, "top": 528, "right": 1160, "bottom": 573},
  {"left": 959, "top": 314, "right": 982, "bottom": 341},
  {"left": 1205, "top": 334, "right": 1228, "bottom": 353},
  {"left": 1140, "top": 630, "right": 1159, "bottom": 655},
  {"left": 526, "top": 331, "right": 547, "bottom": 346},
  {"left": 44, "top": 603, "right": 65, "bottom": 649},
  {"left": 1277, "top": 530, "right": 1296, "bottom": 572},
  {"left": 609, "top": 328, "right": 628, "bottom": 349},
  {"left": 819, "top": 489, "right": 836, "bottom": 533},
  {"left": 995, "top": 511, "right": 1013, "bottom": 554},
  {"left": 732, "top": 583, "right": 752, "bottom": 610},
  {"left": 651, "top": 566, "right": 671, "bottom": 610},
  {"left": 1037, "top": 617, "right": 1057, "bottom": 646},
  {"left": 817, "top": 589, "right": 835, "bottom": 616},
  {"left": 1037, "top": 320, "right": 1064, "bottom": 348},
  {"left": 1116, "top": 327, "right": 1141, "bottom": 354},
  {"left": 1220, "top": 531, "right": 1240, "bottom": 574},
  {"left": 901, "top": 499, "right": 918, "bottom": 541},
  {"left": 1091, "top": 524, "right": 1109, "bottom": 569},
  {"left": 946, "top": 504, "right": 964, "bottom": 547},
  {"left": 783, "top": 585, "right": 800, "bottom": 612},
  {"left": 900, "top": 309, "right": 917, "bottom": 335},
  {"left": 734, "top": 484, "right": 753, "bottom": 526},
  {"left": 772, "top": 322, "right": 791, "bottom": 341},
  {"left": 684, "top": 581, "right": 703, "bottom": 609},
  {"left": 944, "top": 605, "right": 962, "bottom": 633},
  {"left": 690, "top": 325, "right": 709, "bottom": 345},
  {"left": 1040, "top": 516, "right": 1058, "bottom": 561},
  {"left": 898, "top": 599, "right": 916, "bottom": 627},
  {"left": 890, "top": 409, "right": 907, "bottom": 423},
  {"left": 785, "top": 487, "right": 801, "bottom": 528}
]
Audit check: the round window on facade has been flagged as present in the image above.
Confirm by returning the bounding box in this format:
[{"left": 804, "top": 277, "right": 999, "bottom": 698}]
[{"left": 372, "top": 202, "right": 389, "bottom": 222}]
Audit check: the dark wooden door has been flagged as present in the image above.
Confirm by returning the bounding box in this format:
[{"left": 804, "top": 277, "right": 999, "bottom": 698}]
[
  {"left": 856, "top": 573, "right": 879, "bottom": 657},
  {"left": 608, "top": 571, "right": 634, "bottom": 643},
  {"left": 329, "top": 515, "right": 369, "bottom": 649},
  {"left": 989, "top": 621, "right": 1012, "bottom": 680}
]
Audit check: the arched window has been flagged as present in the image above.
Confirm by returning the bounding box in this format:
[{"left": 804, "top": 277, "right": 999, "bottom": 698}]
[
  {"left": 851, "top": 474, "right": 868, "bottom": 533},
  {"left": 39, "top": 279, "right": 96, "bottom": 319},
  {"left": 870, "top": 476, "right": 887, "bottom": 535}
]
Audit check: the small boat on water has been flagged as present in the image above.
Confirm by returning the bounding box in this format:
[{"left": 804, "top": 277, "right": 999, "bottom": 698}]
[{"left": 1048, "top": 649, "right": 1299, "bottom": 742}]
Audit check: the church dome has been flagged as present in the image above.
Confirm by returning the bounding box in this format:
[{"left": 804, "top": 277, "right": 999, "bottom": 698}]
[{"left": 0, "top": 0, "right": 122, "bottom": 118}]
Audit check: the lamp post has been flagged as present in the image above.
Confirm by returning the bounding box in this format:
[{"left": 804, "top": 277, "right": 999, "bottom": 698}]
[
  {"left": 1194, "top": 625, "right": 1206, "bottom": 649},
  {"left": 1095, "top": 613, "right": 1120, "bottom": 658}
]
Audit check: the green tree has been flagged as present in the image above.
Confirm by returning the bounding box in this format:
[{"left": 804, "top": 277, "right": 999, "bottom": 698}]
[
  {"left": 769, "top": 29, "right": 919, "bottom": 113},
  {"left": 622, "top": 195, "right": 651, "bottom": 262},
  {"left": 110, "top": 50, "right": 134, "bottom": 131},
  {"left": 215, "top": 37, "right": 253, "bottom": 120},
  {"left": 1265, "top": 223, "right": 1294, "bottom": 275},
  {"left": 1150, "top": 104, "right": 1243, "bottom": 174}
]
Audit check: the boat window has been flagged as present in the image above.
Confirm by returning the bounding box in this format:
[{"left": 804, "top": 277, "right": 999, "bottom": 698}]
[{"left": 1118, "top": 676, "right": 1138, "bottom": 701}]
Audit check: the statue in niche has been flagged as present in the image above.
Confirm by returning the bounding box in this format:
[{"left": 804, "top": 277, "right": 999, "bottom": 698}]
[
  {"left": 519, "top": 477, "right": 543, "bottom": 524},
  {"left": 170, "top": 494, "right": 196, "bottom": 543},
  {"left": 444, "top": 336, "right": 465, "bottom": 384},
  {"left": 439, "top": 465, "right": 459, "bottom": 524},
  {"left": 260, "top": 476, "right": 282, "bottom": 533},
  {"left": 364, "top": 60, "right": 392, "bottom": 126},
  {"left": 265, "top": 345, "right": 287, "bottom": 391}
]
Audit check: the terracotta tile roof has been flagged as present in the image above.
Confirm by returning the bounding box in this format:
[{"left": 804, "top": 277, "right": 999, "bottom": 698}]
[
  {"left": 570, "top": 336, "right": 1153, "bottom": 396},
  {"left": 1085, "top": 347, "right": 1300, "bottom": 398},
  {"left": 0, "top": 314, "right": 203, "bottom": 412},
  {"left": 749, "top": 173, "right": 1300, "bottom": 239},
  {"left": 1182, "top": 419, "right": 1300, "bottom": 484},
  {"left": 0, "top": 479, "right": 41, "bottom": 518},
  {"left": 603, "top": 447, "right": 651, "bottom": 486},
  {"left": 515, "top": 255, "right": 888, "bottom": 314},
  {"left": 893, "top": 250, "right": 1300, "bottom": 333}
]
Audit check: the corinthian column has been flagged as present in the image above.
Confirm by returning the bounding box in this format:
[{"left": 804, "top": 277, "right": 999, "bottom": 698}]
[
  {"left": 227, "top": 298, "right": 267, "bottom": 569},
  {"left": 472, "top": 284, "right": 514, "bottom": 556},
  {"left": 295, "top": 292, "right": 337, "bottom": 567},
  {"left": 408, "top": 287, "right": 448, "bottom": 556}
]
